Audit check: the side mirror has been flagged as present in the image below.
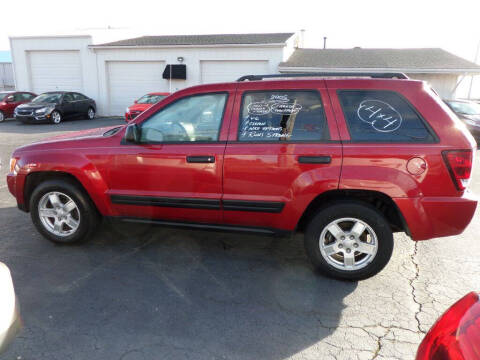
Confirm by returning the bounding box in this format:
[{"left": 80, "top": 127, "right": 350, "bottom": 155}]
[
  {"left": 134, "top": 100, "right": 138, "bottom": 104},
  {"left": 125, "top": 123, "right": 141, "bottom": 143},
  {"left": 0, "top": 263, "right": 21, "bottom": 355},
  {"left": 5, "top": 96, "right": 14, "bottom": 103}
]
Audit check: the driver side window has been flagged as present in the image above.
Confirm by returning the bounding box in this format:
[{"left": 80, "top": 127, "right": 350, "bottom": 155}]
[{"left": 140, "top": 93, "right": 227, "bottom": 143}]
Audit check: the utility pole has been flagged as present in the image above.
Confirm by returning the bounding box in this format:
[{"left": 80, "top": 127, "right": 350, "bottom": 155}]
[{"left": 323, "top": 37, "right": 327, "bottom": 49}]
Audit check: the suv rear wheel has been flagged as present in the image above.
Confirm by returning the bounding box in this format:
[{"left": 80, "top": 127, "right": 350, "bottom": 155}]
[
  {"left": 304, "top": 201, "right": 393, "bottom": 280},
  {"left": 30, "top": 179, "right": 99, "bottom": 244}
]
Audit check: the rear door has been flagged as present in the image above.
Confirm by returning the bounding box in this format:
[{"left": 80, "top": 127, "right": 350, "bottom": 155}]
[
  {"left": 72, "top": 93, "right": 89, "bottom": 116},
  {"left": 222, "top": 80, "right": 342, "bottom": 231}
]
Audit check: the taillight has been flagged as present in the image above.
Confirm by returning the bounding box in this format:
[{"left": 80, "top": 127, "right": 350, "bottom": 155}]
[
  {"left": 416, "top": 292, "right": 480, "bottom": 360},
  {"left": 442, "top": 150, "right": 473, "bottom": 191}
]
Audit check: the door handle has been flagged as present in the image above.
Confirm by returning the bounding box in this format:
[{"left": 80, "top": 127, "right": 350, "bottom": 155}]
[
  {"left": 186, "top": 156, "right": 215, "bottom": 163},
  {"left": 298, "top": 156, "right": 332, "bottom": 164}
]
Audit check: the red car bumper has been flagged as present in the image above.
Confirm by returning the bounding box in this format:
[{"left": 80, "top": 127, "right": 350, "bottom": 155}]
[
  {"left": 7, "top": 173, "right": 27, "bottom": 210},
  {"left": 395, "top": 192, "right": 478, "bottom": 240}
]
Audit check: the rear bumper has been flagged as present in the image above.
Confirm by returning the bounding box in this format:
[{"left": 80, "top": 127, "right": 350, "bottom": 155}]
[{"left": 395, "top": 192, "right": 478, "bottom": 240}]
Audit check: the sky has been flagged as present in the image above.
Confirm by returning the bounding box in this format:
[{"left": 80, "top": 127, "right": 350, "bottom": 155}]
[{"left": 1, "top": 0, "right": 480, "bottom": 94}]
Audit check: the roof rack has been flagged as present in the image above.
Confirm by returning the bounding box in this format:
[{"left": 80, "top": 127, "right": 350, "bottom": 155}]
[{"left": 237, "top": 72, "right": 409, "bottom": 81}]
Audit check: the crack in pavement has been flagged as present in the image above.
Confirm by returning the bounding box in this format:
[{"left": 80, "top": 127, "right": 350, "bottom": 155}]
[{"left": 409, "top": 241, "right": 426, "bottom": 334}]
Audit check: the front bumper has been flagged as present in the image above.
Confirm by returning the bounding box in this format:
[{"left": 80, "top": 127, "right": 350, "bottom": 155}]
[
  {"left": 15, "top": 114, "right": 50, "bottom": 123},
  {"left": 395, "top": 192, "right": 478, "bottom": 240},
  {"left": 6, "top": 172, "right": 27, "bottom": 212},
  {"left": 125, "top": 112, "right": 142, "bottom": 122}
]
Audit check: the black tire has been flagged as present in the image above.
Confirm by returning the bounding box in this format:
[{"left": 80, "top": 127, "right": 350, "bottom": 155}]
[
  {"left": 0, "top": 110, "right": 5, "bottom": 122},
  {"left": 50, "top": 110, "right": 62, "bottom": 124},
  {"left": 30, "top": 179, "right": 100, "bottom": 244},
  {"left": 304, "top": 201, "right": 394, "bottom": 281},
  {"left": 87, "top": 107, "right": 95, "bottom": 120}
]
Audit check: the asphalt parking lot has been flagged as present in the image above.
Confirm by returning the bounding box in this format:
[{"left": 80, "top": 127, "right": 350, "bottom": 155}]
[{"left": 0, "top": 117, "right": 479, "bottom": 360}]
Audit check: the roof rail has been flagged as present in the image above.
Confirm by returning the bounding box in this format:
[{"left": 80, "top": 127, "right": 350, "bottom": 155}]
[{"left": 237, "top": 72, "right": 409, "bottom": 81}]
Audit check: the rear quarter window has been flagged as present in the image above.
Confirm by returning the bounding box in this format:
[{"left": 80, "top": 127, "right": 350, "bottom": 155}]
[{"left": 337, "top": 90, "right": 436, "bottom": 143}]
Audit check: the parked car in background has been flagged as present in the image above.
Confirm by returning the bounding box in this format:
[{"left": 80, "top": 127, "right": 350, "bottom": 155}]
[
  {"left": 14, "top": 91, "right": 96, "bottom": 124},
  {"left": 416, "top": 291, "right": 480, "bottom": 360},
  {"left": 0, "top": 91, "right": 37, "bottom": 122},
  {"left": 6, "top": 73, "right": 478, "bottom": 280},
  {"left": 125, "top": 92, "right": 169, "bottom": 122},
  {"left": 444, "top": 99, "right": 480, "bottom": 140}
]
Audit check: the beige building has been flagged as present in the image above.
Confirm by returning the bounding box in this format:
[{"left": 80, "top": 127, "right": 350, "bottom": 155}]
[{"left": 279, "top": 48, "right": 480, "bottom": 99}]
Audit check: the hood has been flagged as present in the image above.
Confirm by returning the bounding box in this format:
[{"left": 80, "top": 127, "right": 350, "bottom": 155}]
[
  {"left": 128, "top": 103, "right": 154, "bottom": 112},
  {"left": 17, "top": 102, "right": 56, "bottom": 109},
  {"left": 14, "top": 125, "right": 124, "bottom": 153}
]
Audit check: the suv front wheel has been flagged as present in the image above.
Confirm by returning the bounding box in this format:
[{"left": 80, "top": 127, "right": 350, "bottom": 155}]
[
  {"left": 304, "top": 201, "right": 394, "bottom": 280},
  {"left": 30, "top": 179, "right": 99, "bottom": 244}
]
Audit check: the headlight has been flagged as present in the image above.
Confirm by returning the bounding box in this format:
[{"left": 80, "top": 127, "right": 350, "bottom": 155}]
[
  {"left": 126, "top": 107, "right": 130, "bottom": 113},
  {"left": 34, "top": 106, "right": 54, "bottom": 115},
  {"left": 9, "top": 158, "right": 18, "bottom": 174}
]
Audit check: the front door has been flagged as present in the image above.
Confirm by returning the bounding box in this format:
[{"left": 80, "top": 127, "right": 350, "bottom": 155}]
[
  {"left": 107, "top": 85, "right": 235, "bottom": 224},
  {"left": 222, "top": 81, "right": 343, "bottom": 231}
]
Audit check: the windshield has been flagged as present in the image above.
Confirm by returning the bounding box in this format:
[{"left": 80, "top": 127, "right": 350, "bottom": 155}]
[
  {"left": 0, "top": 92, "right": 12, "bottom": 100},
  {"left": 31, "top": 93, "right": 63, "bottom": 104},
  {"left": 137, "top": 94, "right": 167, "bottom": 104},
  {"left": 447, "top": 101, "right": 480, "bottom": 115}
]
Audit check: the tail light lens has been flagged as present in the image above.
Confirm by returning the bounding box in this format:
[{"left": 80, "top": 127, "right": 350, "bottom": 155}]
[
  {"left": 442, "top": 150, "right": 473, "bottom": 191},
  {"left": 416, "top": 292, "right": 480, "bottom": 360}
]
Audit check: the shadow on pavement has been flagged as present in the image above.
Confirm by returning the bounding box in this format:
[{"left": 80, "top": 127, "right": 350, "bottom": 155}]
[{"left": 1, "top": 208, "right": 358, "bottom": 360}]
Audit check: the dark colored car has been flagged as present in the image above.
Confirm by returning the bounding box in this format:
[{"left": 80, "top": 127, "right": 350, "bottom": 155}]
[
  {"left": 416, "top": 292, "right": 480, "bottom": 360},
  {"left": 14, "top": 91, "right": 96, "bottom": 124},
  {"left": 125, "top": 92, "right": 170, "bottom": 122},
  {"left": 0, "top": 91, "right": 37, "bottom": 122},
  {"left": 6, "top": 73, "right": 478, "bottom": 280},
  {"left": 444, "top": 99, "right": 480, "bottom": 140}
]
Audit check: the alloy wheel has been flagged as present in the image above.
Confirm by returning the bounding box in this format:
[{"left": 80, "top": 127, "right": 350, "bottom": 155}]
[
  {"left": 52, "top": 111, "right": 61, "bottom": 124},
  {"left": 319, "top": 217, "right": 378, "bottom": 271},
  {"left": 87, "top": 108, "right": 95, "bottom": 119},
  {"left": 38, "top": 191, "right": 80, "bottom": 237}
]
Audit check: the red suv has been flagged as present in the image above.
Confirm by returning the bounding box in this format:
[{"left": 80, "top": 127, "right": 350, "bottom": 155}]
[
  {"left": 6, "top": 73, "right": 478, "bottom": 280},
  {"left": 0, "top": 91, "right": 37, "bottom": 122}
]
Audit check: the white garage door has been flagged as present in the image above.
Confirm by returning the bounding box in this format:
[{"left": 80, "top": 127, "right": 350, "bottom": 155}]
[
  {"left": 29, "top": 51, "right": 82, "bottom": 94},
  {"left": 107, "top": 61, "right": 167, "bottom": 115},
  {"left": 201, "top": 60, "right": 269, "bottom": 84}
]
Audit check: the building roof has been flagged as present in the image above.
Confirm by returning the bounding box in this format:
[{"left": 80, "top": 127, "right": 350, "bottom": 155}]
[
  {"left": 279, "top": 48, "right": 480, "bottom": 73},
  {"left": 95, "top": 33, "right": 295, "bottom": 47}
]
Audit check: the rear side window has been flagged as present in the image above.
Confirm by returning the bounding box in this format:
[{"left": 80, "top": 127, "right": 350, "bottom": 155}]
[
  {"left": 239, "top": 91, "right": 329, "bottom": 141},
  {"left": 337, "top": 90, "right": 435, "bottom": 142},
  {"left": 73, "top": 93, "right": 88, "bottom": 100}
]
